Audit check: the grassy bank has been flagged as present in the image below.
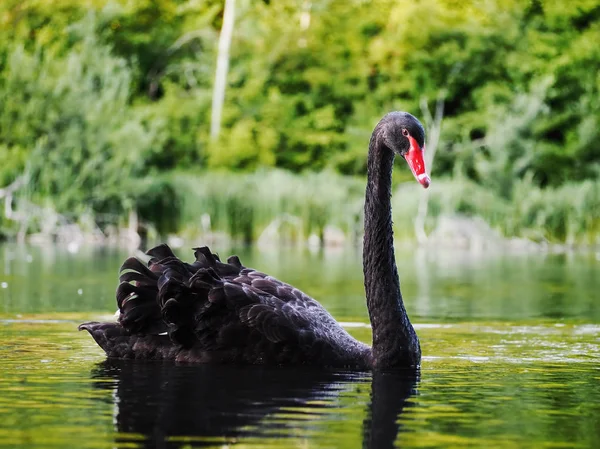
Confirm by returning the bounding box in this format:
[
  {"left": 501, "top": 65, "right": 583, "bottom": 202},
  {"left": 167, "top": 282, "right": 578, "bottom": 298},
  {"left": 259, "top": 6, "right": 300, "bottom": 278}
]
[
  {"left": 2, "top": 169, "right": 599, "bottom": 246},
  {"left": 141, "top": 170, "right": 600, "bottom": 246}
]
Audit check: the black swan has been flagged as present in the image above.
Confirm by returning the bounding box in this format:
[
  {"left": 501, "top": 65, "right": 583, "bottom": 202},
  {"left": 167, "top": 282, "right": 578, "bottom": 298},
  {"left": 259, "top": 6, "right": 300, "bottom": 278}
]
[{"left": 80, "top": 111, "right": 430, "bottom": 369}]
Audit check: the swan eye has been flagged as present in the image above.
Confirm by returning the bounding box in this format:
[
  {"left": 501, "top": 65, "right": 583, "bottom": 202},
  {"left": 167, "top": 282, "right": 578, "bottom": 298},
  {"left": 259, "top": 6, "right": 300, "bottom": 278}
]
[{"left": 402, "top": 128, "right": 409, "bottom": 137}]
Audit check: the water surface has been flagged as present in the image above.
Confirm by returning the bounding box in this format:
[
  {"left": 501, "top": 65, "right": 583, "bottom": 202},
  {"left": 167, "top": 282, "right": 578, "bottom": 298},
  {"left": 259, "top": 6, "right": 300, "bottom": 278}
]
[{"left": 1, "top": 243, "right": 599, "bottom": 448}]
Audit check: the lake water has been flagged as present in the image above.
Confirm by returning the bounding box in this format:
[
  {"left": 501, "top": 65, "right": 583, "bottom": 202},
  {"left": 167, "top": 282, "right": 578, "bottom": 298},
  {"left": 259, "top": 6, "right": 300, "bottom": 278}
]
[{"left": 1, "top": 243, "right": 599, "bottom": 448}]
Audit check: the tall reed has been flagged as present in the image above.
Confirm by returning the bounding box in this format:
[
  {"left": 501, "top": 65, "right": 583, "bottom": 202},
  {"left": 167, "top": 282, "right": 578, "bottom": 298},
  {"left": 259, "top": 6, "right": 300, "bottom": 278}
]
[
  {"left": 165, "top": 170, "right": 365, "bottom": 244},
  {"left": 146, "top": 170, "right": 600, "bottom": 246}
]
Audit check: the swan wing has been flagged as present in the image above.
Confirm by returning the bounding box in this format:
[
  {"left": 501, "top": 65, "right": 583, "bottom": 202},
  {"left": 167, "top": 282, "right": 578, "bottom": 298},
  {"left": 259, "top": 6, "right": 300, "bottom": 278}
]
[{"left": 116, "top": 245, "right": 356, "bottom": 364}]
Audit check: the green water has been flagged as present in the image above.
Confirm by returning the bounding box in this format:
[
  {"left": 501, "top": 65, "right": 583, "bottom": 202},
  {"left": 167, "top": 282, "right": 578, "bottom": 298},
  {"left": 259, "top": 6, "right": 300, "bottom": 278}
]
[{"left": 1, "top": 243, "right": 599, "bottom": 448}]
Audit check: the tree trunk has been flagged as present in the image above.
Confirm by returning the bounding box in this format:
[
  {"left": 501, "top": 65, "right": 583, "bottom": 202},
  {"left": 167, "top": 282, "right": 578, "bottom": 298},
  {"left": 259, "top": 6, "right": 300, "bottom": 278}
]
[{"left": 210, "top": 0, "right": 236, "bottom": 140}]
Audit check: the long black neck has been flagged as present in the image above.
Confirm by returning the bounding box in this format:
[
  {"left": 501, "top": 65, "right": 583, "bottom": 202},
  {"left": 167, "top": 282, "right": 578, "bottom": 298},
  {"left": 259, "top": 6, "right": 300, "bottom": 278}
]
[{"left": 363, "top": 128, "right": 420, "bottom": 368}]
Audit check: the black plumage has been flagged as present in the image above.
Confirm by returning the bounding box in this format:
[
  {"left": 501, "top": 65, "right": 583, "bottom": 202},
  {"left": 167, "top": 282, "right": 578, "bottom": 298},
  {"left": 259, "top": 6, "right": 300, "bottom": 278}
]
[
  {"left": 81, "top": 243, "right": 371, "bottom": 367},
  {"left": 80, "top": 111, "right": 427, "bottom": 369}
]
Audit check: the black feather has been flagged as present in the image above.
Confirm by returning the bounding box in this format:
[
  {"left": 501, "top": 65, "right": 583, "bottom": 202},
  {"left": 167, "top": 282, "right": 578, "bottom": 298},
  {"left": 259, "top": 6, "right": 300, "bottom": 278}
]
[{"left": 82, "top": 244, "right": 371, "bottom": 367}]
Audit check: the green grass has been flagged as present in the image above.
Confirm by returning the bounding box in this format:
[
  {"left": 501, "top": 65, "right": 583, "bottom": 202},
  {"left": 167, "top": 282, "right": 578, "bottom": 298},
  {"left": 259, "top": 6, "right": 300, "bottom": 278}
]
[
  {"left": 138, "top": 169, "right": 600, "bottom": 246},
  {"left": 3, "top": 168, "right": 597, "bottom": 245},
  {"left": 165, "top": 169, "right": 364, "bottom": 243}
]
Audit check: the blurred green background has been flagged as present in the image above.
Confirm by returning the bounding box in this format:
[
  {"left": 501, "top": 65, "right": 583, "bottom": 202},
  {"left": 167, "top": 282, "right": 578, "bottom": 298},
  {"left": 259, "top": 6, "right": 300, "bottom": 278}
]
[{"left": 0, "top": 0, "right": 599, "bottom": 245}]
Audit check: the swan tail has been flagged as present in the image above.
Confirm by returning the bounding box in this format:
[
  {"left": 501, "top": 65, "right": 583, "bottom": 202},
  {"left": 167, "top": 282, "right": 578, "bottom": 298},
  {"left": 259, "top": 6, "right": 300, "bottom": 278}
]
[
  {"left": 78, "top": 322, "right": 176, "bottom": 359},
  {"left": 79, "top": 322, "right": 127, "bottom": 354}
]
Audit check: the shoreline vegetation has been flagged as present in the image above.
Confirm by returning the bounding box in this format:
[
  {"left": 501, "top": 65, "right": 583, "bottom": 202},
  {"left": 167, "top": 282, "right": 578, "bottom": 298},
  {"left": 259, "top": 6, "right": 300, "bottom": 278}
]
[
  {"left": 1, "top": 1, "right": 598, "bottom": 252},
  {"left": 1, "top": 170, "right": 598, "bottom": 252}
]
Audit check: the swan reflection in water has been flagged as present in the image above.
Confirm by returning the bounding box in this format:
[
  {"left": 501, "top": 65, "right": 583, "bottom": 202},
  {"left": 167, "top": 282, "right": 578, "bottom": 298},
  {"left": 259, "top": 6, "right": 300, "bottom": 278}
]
[{"left": 92, "top": 360, "right": 418, "bottom": 448}]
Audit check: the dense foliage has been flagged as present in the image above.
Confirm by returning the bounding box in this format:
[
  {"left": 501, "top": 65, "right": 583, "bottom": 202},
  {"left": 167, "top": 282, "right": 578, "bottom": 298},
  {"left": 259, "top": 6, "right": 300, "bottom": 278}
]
[{"left": 0, "top": 0, "right": 598, "bottom": 242}]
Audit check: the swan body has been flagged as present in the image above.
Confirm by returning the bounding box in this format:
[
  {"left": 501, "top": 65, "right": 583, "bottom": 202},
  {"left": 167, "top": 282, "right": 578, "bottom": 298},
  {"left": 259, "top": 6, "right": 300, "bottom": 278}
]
[
  {"left": 80, "top": 111, "right": 430, "bottom": 369},
  {"left": 81, "top": 246, "right": 372, "bottom": 367}
]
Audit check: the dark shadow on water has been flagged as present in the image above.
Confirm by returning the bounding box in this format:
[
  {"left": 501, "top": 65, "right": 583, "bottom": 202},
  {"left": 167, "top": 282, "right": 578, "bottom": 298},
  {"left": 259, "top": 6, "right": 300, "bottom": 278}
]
[
  {"left": 362, "top": 371, "right": 419, "bottom": 449},
  {"left": 91, "top": 359, "right": 418, "bottom": 448}
]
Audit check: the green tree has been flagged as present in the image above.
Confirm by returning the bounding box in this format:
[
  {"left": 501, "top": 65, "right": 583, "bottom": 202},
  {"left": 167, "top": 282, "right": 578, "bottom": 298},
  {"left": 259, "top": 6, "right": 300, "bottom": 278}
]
[{"left": 0, "top": 14, "right": 164, "bottom": 216}]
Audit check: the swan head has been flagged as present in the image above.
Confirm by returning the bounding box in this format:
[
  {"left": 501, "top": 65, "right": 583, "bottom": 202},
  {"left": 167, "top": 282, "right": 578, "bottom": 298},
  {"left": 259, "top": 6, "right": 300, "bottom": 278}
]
[{"left": 380, "top": 112, "right": 430, "bottom": 188}]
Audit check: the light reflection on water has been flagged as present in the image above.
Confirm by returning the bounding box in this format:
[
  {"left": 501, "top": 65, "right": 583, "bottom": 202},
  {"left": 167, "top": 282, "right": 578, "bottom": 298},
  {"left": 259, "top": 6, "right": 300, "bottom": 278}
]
[
  {"left": 0, "top": 243, "right": 599, "bottom": 448},
  {"left": 0, "top": 319, "right": 599, "bottom": 448},
  {"left": 2, "top": 242, "right": 599, "bottom": 321}
]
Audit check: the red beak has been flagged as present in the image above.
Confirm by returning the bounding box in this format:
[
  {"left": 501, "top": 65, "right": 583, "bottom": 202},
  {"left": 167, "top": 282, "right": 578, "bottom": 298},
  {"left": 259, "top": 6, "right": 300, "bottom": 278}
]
[{"left": 405, "top": 136, "right": 430, "bottom": 188}]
